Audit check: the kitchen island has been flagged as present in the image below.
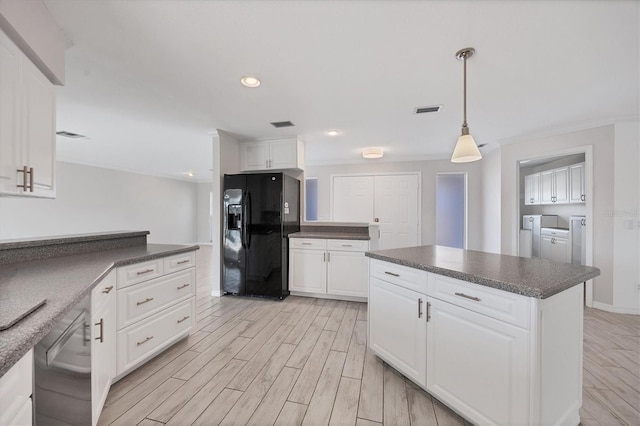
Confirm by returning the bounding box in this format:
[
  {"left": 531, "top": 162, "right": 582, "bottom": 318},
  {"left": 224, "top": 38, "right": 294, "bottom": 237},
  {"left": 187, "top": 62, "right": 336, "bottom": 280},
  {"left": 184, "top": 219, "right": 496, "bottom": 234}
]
[{"left": 365, "top": 245, "right": 600, "bottom": 426}]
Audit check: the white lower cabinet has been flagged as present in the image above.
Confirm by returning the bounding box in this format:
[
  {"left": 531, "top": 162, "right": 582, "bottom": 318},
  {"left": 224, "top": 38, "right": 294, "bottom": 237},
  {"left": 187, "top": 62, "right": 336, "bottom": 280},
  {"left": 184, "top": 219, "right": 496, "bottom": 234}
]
[
  {"left": 368, "top": 258, "right": 584, "bottom": 426},
  {"left": 91, "top": 271, "right": 117, "bottom": 426},
  {"left": 0, "top": 349, "right": 33, "bottom": 426},
  {"left": 290, "top": 238, "right": 369, "bottom": 299},
  {"left": 541, "top": 229, "right": 571, "bottom": 264},
  {"left": 426, "top": 297, "right": 529, "bottom": 425},
  {"left": 369, "top": 277, "right": 427, "bottom": 387}
]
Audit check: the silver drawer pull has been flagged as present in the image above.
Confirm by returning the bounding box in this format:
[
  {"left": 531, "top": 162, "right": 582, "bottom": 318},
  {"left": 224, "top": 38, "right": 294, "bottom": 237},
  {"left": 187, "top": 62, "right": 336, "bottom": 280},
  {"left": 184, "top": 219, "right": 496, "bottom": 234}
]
[
  {"left": 177, "top": 260, "right": 190, "bottom": 265},
  {"left": 177, "top": 315, "right": 190, "bottom": 324},
  {"left": 102, "top": 285, "right": 114, "bottom": 294},
  {"left": 136, "top": 268, "right": 155, "bottom": 276},
  {"left": 137, "top": 297, "right": 154, "bottom": 306},
  {"left": 94, "top": 319, "right": 104, "bottom": 343},
  {"left": 301, "top": 242, "right": 312, "bottom": 245},
  {"left": 384, "top": 271, "right": 400, "bottom": 277},
  {"left": 418, "top": 298, "right": 423, "bottom": 318},
  {"left": 177, "top": 283, "right": 191, "bottom": 290},
  {"left": 137, "top": 336, "right": 154, "bottom": 346},
  {"left": 454, "top": 292, "right": 481, "bottom": 302},
  {"left": 341, "top": 244, "right": 353, "bottom": 247}
]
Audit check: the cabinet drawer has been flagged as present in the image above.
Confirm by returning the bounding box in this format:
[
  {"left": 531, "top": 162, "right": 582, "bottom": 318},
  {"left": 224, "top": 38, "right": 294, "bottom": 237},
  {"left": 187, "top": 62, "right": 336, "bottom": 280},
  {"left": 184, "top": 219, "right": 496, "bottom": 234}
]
[
  {"left": 370, "top": 259, "right": 428, "bottom": 294},
  {"left": 164, "top": 251, "right": 196, "bottom": 274},
  {"left": 117, "top": 258, "right": 164, "bottom": 289},
  {"left": 117, "top": 298, "right": 194, "bottom": 375},
  {"left": 290, "top": 238, "right": 327, "bottom": 249},
  {"left": 92, "top": 271, "right": 116, "bottom": 315},
  {"left": 0, "top": 349, "right": 32, "bottom": 426},
  {"left": 541, "top": 228, "right": 569, "bottom": 238},
  {"left": 117, "top": 269, "right": 196, "bottom": 329},
  {"left": 327, "top": 239, "right": 369, "bottom": 252},
  {"left": 427, "top": 274, "right": 531, "bottom": 329}
]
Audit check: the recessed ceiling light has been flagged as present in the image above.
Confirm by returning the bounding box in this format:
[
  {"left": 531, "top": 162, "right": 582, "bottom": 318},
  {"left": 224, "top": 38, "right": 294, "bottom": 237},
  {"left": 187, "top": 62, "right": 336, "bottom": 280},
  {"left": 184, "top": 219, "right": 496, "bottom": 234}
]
[
  {"left": 327, "top": 129, "right": 341, "bottom": 136},
  {"left": 240, "top": 76, "right": 261, "bottom": 88},
  {"left": 362, "top": 147, "right": 383, "bottom": 159},
  {"left": 185, "top": 171, "right": 194, "bottom": 177}
]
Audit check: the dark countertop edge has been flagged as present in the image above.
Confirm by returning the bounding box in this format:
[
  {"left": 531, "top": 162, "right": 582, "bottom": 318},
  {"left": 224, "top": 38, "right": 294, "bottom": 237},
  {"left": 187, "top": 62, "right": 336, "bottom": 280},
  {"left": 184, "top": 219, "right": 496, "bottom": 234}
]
[
  {"left": 365, "top": 251, "right": 600, "bottom": 299},
  {"left": 0, "top": 231, "right": 151, "bottom": 250},
  {"left": 0, "top": 244, "right": 199, "bottom": 378},
  {"left": 289, "top": 232, "right": 370, "bottom": 241}
]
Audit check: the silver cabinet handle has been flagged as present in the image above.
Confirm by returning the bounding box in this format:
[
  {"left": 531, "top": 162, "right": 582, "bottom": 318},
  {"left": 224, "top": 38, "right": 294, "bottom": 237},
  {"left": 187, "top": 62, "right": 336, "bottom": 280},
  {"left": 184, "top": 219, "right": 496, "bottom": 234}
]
[
  {"left": 137, "top": 336, "right": 154, "bottom": 346},
  {"left": 580, "top": 194, "right": 585, "bottom": 202},
  {"left": 426, "top": 302, "right": 431, "bottom": 322},
  {"left": 102, "top": 285, "right": 114, "bottom": 294},
  {"left": 454, "top": 292, "right": 481, "bottom": 302},
  {"left": 581, "top": 218, "right": 586, "bottom": 226},
  {"left": 341, "top": 244, "right": 353, "bottom": 247},
  {"left": 16, "top": 166, "right": 33, "bottom": 191},
  {"left": 302, "top": 242, "right": 312, "bottom": 245},
  {"left": 94, "top": 318, "right": 104, "bottom": 343},
  {"left": 137, "top": 297, "right": 154, "bottom": 306},
  {"left": 29, "top": 167, "right": 34, "bottom": 191},
  {"left": 177, "top": 315, "right": 190, "bottom": 324},
  {"left": 384, "top": 271, "right": 400, "bottom": 277},
  {"left": 177, "top": 260, "right": 190, "bottom": 265},
  {"left": 137, "top": 268, "right": 155, "bottom": 276},
  {"left": 418, "top": 298, "right": 423, "bottom": 318},
  {"left": 177, "top": 283, "right": 190, "bottom": 290},
  {"left": 530, "top": 198, "right": 534, "bottom": 203},
  {"left": 529, "top": 217, "right": 534, "bottom": 222},
  {"left": 327, "top": 252, "right": 330, "bottom": 262}
]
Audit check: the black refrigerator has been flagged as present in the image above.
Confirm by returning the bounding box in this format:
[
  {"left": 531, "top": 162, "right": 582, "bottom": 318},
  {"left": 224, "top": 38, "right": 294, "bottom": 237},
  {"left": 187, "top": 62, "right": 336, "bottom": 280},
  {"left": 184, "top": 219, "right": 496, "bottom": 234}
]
[{"left": 223, "top": 172, "right": 300, "bottom": 299}]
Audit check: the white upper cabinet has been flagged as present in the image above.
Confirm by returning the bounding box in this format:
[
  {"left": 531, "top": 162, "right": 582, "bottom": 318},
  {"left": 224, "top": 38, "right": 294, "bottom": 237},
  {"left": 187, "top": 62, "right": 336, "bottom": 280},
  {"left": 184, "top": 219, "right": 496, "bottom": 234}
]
[
  {"left": 0, "top": 29, "right": 56, "bottom": 198},
  {"left": 240, "top": 138, "right": 304, "bottom": 171},
  {"left": 524, "top": 162, "right": 584, "bottom": 206},
  {"left": 524, "top": 173, "right": 540, "bottom": 205},
  {"left": 569, "top": 162, "right": 585, "bottom": 203}
]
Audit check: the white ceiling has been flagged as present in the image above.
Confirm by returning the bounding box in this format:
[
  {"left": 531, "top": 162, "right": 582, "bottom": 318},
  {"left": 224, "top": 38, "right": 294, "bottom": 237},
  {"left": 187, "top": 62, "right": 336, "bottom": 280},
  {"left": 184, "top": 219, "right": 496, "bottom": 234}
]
[{"left": 45, "top": 0, "right": 639, "bottom": 182}]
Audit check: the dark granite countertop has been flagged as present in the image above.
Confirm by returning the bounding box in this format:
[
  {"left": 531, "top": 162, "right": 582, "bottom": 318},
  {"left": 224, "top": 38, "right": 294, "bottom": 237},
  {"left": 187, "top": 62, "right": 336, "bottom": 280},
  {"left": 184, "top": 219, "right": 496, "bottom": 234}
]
[
  {"left": 289, "top": 232, "right": 370, "bottom": 240},
  {"left": 366, "top": 245, "right": 600, "bottom": 299},
  {"left": 0, "top": 231, "right": 150, "bottom": 250},
  {"left": 0, "top": 243, "right": 198, "bottom": 378}
]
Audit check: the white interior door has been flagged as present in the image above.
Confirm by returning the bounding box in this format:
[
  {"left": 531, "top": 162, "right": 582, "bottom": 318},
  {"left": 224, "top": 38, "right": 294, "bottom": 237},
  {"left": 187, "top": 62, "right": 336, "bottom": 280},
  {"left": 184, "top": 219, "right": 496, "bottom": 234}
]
[
  {"left": 374, "top": 175, "right": 419, "bottom": 249},
  {"left": 331, "top": 176, "right": 374, "bottom": 222}
]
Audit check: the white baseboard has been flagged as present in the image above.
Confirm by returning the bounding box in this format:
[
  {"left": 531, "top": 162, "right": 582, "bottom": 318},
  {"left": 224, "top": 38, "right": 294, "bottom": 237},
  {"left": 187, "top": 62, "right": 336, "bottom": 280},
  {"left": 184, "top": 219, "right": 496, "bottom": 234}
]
[
  {"left": 591, "top": 301, "right": 640, "bottom": 315},
  {"left": 211, "top": 288, "right": 222, "bottom": 297},
  {"left": 290, "top": 291, "right": 367, "bottom": 303}
]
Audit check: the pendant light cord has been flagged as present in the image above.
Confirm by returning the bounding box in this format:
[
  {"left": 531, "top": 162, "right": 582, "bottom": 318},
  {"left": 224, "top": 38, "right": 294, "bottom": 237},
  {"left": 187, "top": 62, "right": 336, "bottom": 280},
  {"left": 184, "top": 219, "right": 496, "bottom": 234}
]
[{"left": 462, "top": 53, "right": 467, "bottom": 129}]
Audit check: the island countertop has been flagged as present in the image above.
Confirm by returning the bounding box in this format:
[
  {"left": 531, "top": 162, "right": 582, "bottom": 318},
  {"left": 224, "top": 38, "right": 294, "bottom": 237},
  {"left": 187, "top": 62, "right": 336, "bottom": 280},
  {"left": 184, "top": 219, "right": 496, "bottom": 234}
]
[
  {"left": 366, "top": 245, "right": 600, "bottom": 299},
  {"left": 0, "top": 243, "right": 198, "bottom": 378}
]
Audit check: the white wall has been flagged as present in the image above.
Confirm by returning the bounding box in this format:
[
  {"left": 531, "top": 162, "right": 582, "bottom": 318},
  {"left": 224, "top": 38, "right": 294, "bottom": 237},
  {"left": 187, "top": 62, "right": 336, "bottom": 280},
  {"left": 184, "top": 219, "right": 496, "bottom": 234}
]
[
  {"left": 612, "top": 122, "right": 640, "bottom": 313},
  {"left": 498, "top": 125, "right": 619, "bottom": 308},
  {"left": 305, "top": 159, "right": 484, "bottom": 251},
  {"left": 196, "top": 182, "right": 212, "bottom": 243},
  {"left": 0, "top": 161, "right": 198, "bottom": 243},
  {"left": 480, "top": 148, "right": 502, "bottom": 253}
]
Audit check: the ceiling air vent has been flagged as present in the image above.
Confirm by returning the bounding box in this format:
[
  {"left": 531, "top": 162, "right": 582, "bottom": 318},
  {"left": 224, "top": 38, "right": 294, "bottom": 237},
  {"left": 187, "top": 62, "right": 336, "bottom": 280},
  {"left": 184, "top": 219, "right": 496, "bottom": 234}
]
[
  {"left": 270, "top": 121, "right": 295, "bottom": 128},
  {"left": 56, "top": 131, "right": 87, "bottom": 139},
  {"left": 414, "top": 105, "right": 442, "bottom": 114}
]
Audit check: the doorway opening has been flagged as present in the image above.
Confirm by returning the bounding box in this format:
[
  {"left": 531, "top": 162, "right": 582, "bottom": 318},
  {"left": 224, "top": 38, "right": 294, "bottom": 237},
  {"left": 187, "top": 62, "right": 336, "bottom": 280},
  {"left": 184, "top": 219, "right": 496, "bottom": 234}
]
[{"left": 436, "top": 173, "right": 467, "bottom": 249}]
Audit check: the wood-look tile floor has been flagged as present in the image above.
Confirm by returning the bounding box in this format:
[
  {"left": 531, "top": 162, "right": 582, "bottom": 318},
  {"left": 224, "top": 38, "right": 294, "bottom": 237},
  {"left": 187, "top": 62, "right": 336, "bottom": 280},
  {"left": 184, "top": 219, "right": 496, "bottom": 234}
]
[{"left": 99, "top": 246, "right": 640, "bottom": 426}]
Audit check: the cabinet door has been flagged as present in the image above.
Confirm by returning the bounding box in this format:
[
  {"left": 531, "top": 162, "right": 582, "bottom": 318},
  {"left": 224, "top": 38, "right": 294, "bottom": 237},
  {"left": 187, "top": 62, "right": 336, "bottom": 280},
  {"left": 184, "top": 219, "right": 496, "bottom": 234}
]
[
  {"left": 369, "top": 277, "right": 427, "bottom": 386},
  {"left": 553, "top": 167, "right": 569, "bottom": 204},
  {"left": 327, "top": 250, "right": 368, "bottom": 297},
  {"left": 92, "top": 278, "right": 117, "bottom": 426},
  {"left": 540, "top": 170, "right": 554, "bottom": 204},
  {"left": 540, "top": 236, "right": 553, "bottom": 261},
  {"left": 426, "top": 298, "right": 529, "bottom": 426},
  {"left": 569, "top": 163, "right": 585, "bottom": 203},
  {"left": 0, "top": 30, "right": 22, "bottom": 195},
  {"left": 524, "top": 174, "right": 540, "bottom": 205},
  {"left": 21, "top": 57, "right": 56, "bottom": 198},
  {"left": 241, "top": 142, "right": 270, "bottom": 171},
  {"left": 269, "top": 139, "right": 298, "bottom": 169},
  {"left": 551, "top": 238, "right": 570, "bottom": 264},
  {"left": 289, "top": 248, "right": 327, "bottom": 293}
]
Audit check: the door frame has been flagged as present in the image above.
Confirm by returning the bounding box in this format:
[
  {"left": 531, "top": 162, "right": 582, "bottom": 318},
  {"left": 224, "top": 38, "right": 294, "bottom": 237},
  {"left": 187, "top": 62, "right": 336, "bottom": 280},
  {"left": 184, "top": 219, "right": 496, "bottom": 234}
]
[
  {"left": 435, "top": 172, "right": 468, "bottom": 249},
  {"left": 329, "top": 172, "right": 422, "bottom": 245},
  {"left": 515, "top": 145, "right": 594, "bottom": 307}
]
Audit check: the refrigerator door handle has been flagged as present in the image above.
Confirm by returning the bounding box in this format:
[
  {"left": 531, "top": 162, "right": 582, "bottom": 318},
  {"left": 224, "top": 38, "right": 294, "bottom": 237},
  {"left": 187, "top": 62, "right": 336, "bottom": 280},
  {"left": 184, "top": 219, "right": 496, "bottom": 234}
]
[
  {"left": 241, "top": 192, "right": 247, "bottom": 249},
  {"left": 245, "top": 191, "right": 252, "bottom": 249}
]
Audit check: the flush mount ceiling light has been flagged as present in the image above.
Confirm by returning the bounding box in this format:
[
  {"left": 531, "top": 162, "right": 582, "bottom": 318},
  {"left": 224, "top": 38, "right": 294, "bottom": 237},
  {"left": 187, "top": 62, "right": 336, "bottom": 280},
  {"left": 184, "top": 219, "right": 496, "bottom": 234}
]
[
  {"left": 362, "top": 147, "right": 383, "bottom": 159},
  {"left": 184, "top": 171, "right": 194, "bottom": 177},
  {"left": 451, "top": 47, "right": 482, "bottom": 163},
  {"left": 327, "top": 129, "right": 341, "bottom": 136},
  {"left": 240, "top": 76, "right": 261, "bottom": 88}
]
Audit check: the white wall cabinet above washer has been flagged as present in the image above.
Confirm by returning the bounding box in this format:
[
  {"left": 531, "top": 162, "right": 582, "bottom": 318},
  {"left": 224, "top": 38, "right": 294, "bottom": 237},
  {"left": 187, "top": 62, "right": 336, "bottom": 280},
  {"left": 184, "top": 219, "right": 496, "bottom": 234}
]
[{"left": 240, "top": 138, "right": 304, "bottom": 171}]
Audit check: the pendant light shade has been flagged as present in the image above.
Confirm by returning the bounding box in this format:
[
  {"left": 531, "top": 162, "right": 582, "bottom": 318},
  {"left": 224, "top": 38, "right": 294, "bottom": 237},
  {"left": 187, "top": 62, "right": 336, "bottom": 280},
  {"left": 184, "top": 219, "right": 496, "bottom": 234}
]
[{"left": 451, "top": 47, "right": 482, "bottom": 163}]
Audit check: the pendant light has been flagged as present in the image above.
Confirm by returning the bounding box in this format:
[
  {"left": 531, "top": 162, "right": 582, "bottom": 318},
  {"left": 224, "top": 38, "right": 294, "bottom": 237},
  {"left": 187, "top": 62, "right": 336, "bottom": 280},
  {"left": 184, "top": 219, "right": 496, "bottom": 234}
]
[{"left": 451, "top": 47, "right": 482, "bottom": 163}]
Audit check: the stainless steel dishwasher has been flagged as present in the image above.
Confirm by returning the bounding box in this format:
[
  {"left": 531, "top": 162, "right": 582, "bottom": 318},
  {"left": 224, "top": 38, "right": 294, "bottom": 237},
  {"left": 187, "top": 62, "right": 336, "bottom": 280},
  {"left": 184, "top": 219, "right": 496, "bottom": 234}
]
[{"left": 34, "top": 294, "right": 92, "bottom": 425}]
